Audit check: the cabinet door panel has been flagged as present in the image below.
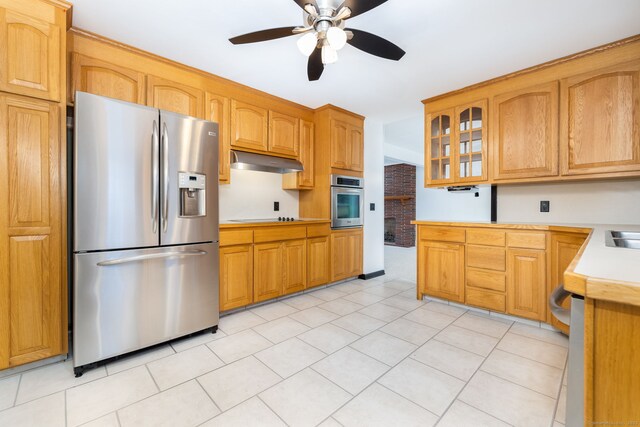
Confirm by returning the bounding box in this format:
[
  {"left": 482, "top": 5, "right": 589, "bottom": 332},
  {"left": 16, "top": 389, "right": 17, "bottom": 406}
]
[
  {"left": 349, "top": 126, "right": 364, "bottom": 172},
  {"left": 346, "top": 231, "right": 363, "bottom": 277},
  {"left": 506, "top": 248, "right": 546, "bottom": 321},
  {"left": 425, "top": 110, "right": 454, "bottom": 186},
  {"left": 0, "top": 9, "right": 60, "bottom": 101},
  {"left": 206, "top": 93, "right": 231, "bottom": 184},
  {"left": 269, "top": 111, "right": 299, "bottom": 157},
  {"left": 307, "top": 236, "right": 330, "bottom": 288},
  {"left": 419, "top": 241, "right": 465, "bottom": 303},
  {"left": 331, "top": 233, "right": 348, "bottom": 281},
  {"left": 330, "top": 120, "right": 349, "bottom": 169},
  {"left": 254, "top": 242, "right": 282, "bottom": 302},
  {"left": 561, "top": 62, "right": 640, "bottom": 175},
  {"left": 231, "top": 100, "right": 268, "bottom": 152},
  {"left": 549, "top": 233, "right": 587, "bottom": 333},
  {"left": 147, "top": 75, "right": 204, "bottom": 118},
  {"left": 283, "top": 239, "right": 306, "bottom": 294},
  {"left": 219, "top": 245, "right": 253, "bottom": 311},
  {"left": 0, "top": 94, "right": 62, "bottom": 368},
  {"left": 455, "top": 100, "right": 488, "bottom": 182},
  {"left": 493, "top": 82, "right": 559, "bottom": 179},
  {"left": 72, "top": 53, "right": 145, "bottom": 104},
  {"left": 298, "top": 119, "right": 315, "bottom": 187}
]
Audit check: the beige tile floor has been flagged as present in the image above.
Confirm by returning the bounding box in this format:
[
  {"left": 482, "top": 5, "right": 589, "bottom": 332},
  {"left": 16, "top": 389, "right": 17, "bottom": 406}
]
[{"left": 0, "top": 247, "right": 570, "bottom": 427}]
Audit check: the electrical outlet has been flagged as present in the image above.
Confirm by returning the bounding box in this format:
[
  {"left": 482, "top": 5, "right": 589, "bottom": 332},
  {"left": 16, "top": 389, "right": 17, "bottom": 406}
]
[
  {"left": 274, "top": 201, "right": 280, "bottom": 211},
  {"left": 540, "top": 200, "right": 550, "bottom": 213},
  {"left": 370, "top": 203, "right": 375, "bottom": 211}
]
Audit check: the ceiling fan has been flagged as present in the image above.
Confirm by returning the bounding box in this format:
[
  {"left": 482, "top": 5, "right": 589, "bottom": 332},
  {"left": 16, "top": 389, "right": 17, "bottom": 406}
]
[{"left": 229, "top": 0, "right": 405, "bottom": 81}]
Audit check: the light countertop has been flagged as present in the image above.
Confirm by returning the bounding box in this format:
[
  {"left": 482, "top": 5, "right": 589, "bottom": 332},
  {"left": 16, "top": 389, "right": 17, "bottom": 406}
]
[
  {"left": 220, "top": 219, "right": 331, "bottom": 228},
  {"left": 412, "top": 220, "right": 640, "bottom": 306}
]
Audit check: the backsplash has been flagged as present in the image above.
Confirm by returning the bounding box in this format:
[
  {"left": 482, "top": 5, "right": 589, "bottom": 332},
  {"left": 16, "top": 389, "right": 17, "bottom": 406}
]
[
  {"left": 498, "top": 179, "right": 640, "bottom": 224},
  {"left": 218, "top": 169, "right": 299, "bottom": 220}
]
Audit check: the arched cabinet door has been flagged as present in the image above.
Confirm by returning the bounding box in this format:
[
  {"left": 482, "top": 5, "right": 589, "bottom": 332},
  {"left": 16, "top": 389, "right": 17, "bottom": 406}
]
[
  {"left": 71, "top": 53, "right": 146, "bottom": 104},
  {"left": 0, "top": 8, "right": 61, "bottom": 101},
  {"left": 147, "top": 75, "right": 204, "bottom": 118},
  {"left": 455, "top": 100, "right": 488, "bottom": 183},
  {"left": 492, "top": 82, "right": 559, "bottom": 180},
  {"left": 230, "top": 99, "right": 268, "bottom": 152},
  {"left": 560, "top": 60, "right": 640, "bottom": 176}
]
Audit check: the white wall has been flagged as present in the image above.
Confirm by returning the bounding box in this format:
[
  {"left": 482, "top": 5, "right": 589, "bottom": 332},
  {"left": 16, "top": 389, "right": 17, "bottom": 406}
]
[
  {"left": 219, "top": 169, "right": 298, "bottom": 220},
  {"left": 498, "top": 179, "right": 640, "bottom": 224},
  {"left": 415, "top": 166, "right": 492, "bottom": 222},
  {"left": 363, "top": 120, "right": 385, "bottom": 274}
]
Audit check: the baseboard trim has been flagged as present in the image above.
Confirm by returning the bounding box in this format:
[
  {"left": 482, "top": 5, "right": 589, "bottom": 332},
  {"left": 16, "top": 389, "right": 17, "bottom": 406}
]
[{"left": 358, "top": 270, "right": 385, "bottom": 280}]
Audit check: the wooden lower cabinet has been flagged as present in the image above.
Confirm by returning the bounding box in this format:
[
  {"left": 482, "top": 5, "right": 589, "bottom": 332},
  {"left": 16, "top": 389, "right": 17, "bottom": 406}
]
[
  {"left": 419, "top": 240, "right": 465, "bottom": 303},
  {"left": 307, "top": 236, "right": 330, "bottom": 288},
  {"left": 0, "top": 94, "right": 64, "bottom": 369},
  {"left": 219, "top": 245, "right": 253, "bottom": 311},
  {"left": 331, "top": 229, "right": 363, "bottom": 282},
  {"left": 253, "top": 242, "right": 283, "bottom": 303},
  {"left": 282, "top": 239, "right": 306, "bottom": 294},
  {"left": 506, "top": 248, "right": 547, "bottom": 321},
  {"left": 549, "top": 232, "right": 588, "bottom": 333}
]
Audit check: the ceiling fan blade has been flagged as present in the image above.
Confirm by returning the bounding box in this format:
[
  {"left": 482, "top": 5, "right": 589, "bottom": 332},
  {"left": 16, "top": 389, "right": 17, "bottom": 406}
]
[
  {"left": 346, "top": 28, "right": 405, "bottom": 60},
  {"left": 293, "top": 0, "right": 319, "bottom": 13},
  {"left": 337, "top": 0, "right": 388, "bottom": 19},
  {"left": 229, "top": 27, "right": 298, "bottom": 45},
  {"left": 307, "top": 47, "right": 324, "bottom": 81}
]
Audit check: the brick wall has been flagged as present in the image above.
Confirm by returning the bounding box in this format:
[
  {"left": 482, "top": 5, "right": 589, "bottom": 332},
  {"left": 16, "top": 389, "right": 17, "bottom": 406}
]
[{"left": 384, "top": 164, "right": 416, "bottom": 247}]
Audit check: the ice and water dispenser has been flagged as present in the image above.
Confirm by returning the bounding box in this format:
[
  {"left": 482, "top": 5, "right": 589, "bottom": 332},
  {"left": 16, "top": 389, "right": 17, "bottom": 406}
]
[{"left": 178, "top": 172, "right": 206, "bottom": 217}]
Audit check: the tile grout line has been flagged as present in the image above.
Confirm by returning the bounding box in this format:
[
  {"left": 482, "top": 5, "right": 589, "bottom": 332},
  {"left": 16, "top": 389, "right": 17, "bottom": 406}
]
[
  {"left": 11, "top": 373, "right": 22, "bottom": 407},
  {"left": 144, "top": 364, "right": 161, "bottom": 393}
]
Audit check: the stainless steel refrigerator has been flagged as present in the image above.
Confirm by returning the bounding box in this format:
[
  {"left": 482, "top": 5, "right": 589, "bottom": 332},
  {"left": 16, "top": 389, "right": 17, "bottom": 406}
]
[{"left": 73, "top": 92, "right": 219, "bottom": 376}]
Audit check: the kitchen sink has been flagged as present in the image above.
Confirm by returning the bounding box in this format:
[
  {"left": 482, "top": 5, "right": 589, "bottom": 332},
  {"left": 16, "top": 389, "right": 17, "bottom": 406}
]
[{"left": 606, "top": 230, "right": 640, "bottom": 249}]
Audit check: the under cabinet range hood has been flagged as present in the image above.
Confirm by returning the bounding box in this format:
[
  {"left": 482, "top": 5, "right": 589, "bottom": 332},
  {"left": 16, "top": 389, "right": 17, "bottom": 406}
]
[{"left": 231, "top": 150, "right": 303, "bottom": 174}]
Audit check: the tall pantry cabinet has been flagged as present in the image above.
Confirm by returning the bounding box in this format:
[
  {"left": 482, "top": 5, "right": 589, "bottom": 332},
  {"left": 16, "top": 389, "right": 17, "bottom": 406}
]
[{"left": 0, "top": 0, "right": 70, "bottom": 369}]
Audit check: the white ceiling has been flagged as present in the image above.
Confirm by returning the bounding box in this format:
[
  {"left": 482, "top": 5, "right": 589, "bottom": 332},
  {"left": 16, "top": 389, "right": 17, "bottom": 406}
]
[{"left": 71, "top": 0, "right": 640, "bottom": 124}]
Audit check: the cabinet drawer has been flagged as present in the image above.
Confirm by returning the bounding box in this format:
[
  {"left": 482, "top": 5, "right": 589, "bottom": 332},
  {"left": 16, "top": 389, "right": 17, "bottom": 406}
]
[
  {"left": 307, "top": 223, "right": 331, "bottom": 238},
  {"left": 220, "top": 229, "right": 253, "bottom": 246},
  {"left": 466, "top": 268, "right": 506, "bottom": 292},
  {"left": 467, "top": 245, "right": 506, "bottom": 271},
  {"left": 466, "top": 287, "right": 506, "bottom": 312},
  {"left": 467, "top": 229, "right": 506, "bottom": 247},
  {"left": 507, "top": 232, "right": 547, "bottom": 249},
  {"left": 421, "top": 227, "right": 465, "bottom": 243},
  {"left": 254, "top": 226, "right": 306, "bottom": 243}
]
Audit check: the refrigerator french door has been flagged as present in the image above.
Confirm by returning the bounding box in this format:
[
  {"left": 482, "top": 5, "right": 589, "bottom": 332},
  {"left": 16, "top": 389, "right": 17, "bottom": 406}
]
[{"left": 73, "top": 92, "right": 219, "bottom": 374}]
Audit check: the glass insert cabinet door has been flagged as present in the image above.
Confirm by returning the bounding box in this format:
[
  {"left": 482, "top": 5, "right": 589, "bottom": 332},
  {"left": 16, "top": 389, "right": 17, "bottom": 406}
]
[
  {"left": 426, "top": 109, "right": 454, "bottom": 184},
  {"left": 455, "top": 100, "right": 488, "bottom": 181}
]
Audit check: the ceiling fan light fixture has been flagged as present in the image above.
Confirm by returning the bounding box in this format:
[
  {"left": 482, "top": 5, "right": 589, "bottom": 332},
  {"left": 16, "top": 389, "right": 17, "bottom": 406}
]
[
  {"left": 297, "top": 32, "right": 318, "bottom": 56},
  {"left": 326, "top": 26, "right": 347, "bottom": 50},
  {"left": 321, "top": 44, "right": 338, "bottom": 65}
]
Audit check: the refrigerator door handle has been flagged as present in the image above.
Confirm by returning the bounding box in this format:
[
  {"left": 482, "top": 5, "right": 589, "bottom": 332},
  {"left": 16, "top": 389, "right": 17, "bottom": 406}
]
[
  {"left": 161, "top": 122, "right": 169, "bottom": 233},
  {"left": 152, "top": 121, "right": 159, "bottom": 233},
  {"left": 96, "top": 250, "right": 208, "bottom": 267}
]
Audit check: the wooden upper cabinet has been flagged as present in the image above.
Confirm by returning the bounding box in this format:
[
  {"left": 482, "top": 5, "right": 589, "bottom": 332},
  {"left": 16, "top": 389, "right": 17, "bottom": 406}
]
[
  {"left": 269, "top": 111, "right": 299, "bottom": 157},
  {"left": 349, "top": 126, "right": 364, "bottom": 172},
  {"left": 231, "top": 99, "right": 268, "bottom": 152},
  {"left": 71, "top": 53, "right": 145, "bottom": 104},
  {"left": 506, "top": 248, "right": 546, "bottom": 321},
  {"left": 283, "top": 119, "right": 314, "bottom": 190},
  {"left": 329, "top": 119, "right": 364, "bottom": 172},
  {"left": 455, "top": 100, "right": 488, "bottom": 182},
  {"left": 147, "top": 75, "right": 204, "bottom": 118},
  {"left": 330, "top": 119, "right": 349, "bottom": 169},
  {"left": 419, "top": 240, "right": 465, "bottom": 303},
  {"left": 219, "top": 244, "right": 253, "bottom": 311},
  {"left": 0, "top": 8, "right": 60, "bottom": 101},
  {"left": 425, "top": 109, "right": 454, "bottom": 186},
  {"left": 206, "top": 92, "right": 231, "bottom": 184},
  {"left": 492, "top": 82, "right": 559, "bottom": 180},
  {"left": 0, "top": 94, "right": 63, "bottom": 368},
  {"left": 561, "top": 61, "right": 640, "bottom": 176}
]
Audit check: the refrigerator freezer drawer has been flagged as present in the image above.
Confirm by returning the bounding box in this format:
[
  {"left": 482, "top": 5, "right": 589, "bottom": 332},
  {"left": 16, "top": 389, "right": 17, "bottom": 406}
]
[{"left": 73, "top": 243, "right": 219, "bottom": 368}]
